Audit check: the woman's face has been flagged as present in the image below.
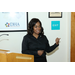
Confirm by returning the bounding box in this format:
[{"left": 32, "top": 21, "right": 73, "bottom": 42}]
[{"left": 33, "top": 22, "right": 41, "bottom": 35}]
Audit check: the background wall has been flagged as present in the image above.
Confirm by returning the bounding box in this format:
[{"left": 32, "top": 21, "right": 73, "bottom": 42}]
[{"left": 0, "top": 12, "right": 71, "bottom": 62}]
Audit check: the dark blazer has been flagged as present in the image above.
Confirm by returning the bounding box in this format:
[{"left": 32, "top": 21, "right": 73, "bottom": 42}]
[{"left": 22, "top": 34, "right": 59, "bottom": 62}]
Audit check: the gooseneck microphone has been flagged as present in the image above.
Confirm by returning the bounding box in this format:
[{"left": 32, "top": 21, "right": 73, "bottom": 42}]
[{"left": 0, "top": 34, "right": 9, "bottom": 37}]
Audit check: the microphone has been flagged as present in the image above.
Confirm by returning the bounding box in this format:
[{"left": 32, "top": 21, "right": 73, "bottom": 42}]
[
  {"left": 0, "top": 34, "right": 9, "bottom": 37},
  {"left": 0, "top": 34, "right": 9, "bottom": 42}
]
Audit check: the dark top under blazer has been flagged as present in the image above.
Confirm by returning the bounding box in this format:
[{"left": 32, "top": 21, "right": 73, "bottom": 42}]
[{"left": 22, "top": 34, "right": 59, "bottom": 58}]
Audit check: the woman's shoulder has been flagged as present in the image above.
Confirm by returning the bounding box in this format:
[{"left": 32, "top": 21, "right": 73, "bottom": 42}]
[
  {"left": 42, "top": 35, "right": 49, "bottom": 42},
  {"left": 41, "top": 35, "right": 47, "bottom": 40},
  {"left": 42, "top": 35, "right": 47, "bottom": 38}
]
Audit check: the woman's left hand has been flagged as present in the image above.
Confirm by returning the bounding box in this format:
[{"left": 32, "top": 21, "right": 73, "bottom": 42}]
[{"left": 55, "top": 38, "right": 61, "bottom": 45}]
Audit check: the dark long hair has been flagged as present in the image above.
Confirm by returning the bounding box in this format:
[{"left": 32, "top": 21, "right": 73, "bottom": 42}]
[{"left": 27, "top": 18, "right": 44, "bottom": 36}]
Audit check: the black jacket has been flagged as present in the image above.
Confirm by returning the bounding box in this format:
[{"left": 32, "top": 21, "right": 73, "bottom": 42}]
[{"left": 22, "top": 34, "right": 59, "bottom": 58}]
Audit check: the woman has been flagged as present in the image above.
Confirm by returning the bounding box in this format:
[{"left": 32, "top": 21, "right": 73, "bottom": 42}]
[{"left": 22, "top": 18, "right": 60, "bottom": 62}]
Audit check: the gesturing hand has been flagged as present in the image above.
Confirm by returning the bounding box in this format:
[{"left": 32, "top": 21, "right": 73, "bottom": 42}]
[
  {"left": 55, "top": 38, "right": 61, "bottom": 45},
  {"left": 37, "top": 50, "right": 44, "bottom": 56}
]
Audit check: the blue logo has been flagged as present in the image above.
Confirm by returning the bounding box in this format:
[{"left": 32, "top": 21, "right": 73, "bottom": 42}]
[
  {"left": 51, "top": 21, "right": 60, "bottom": 30},
  {"left": 5, "top": 22, "right": 20, "bottom": 27}
]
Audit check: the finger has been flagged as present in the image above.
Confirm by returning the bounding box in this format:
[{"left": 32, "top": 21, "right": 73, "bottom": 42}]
[
  {"left": 58, "top": 38, "right": 61, "bottom": 41},
  {"left": 58, "top": 38, "right": 61, "bottom": 40}
]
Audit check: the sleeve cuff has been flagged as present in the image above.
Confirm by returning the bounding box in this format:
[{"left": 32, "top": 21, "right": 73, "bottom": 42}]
[{"left": 55, "top": 43, "right": 59, "bottom": 46}]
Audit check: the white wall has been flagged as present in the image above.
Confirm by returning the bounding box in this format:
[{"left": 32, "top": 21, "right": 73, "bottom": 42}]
[{"left": 0, "top": 12, "right": 71, "bottom": 62}]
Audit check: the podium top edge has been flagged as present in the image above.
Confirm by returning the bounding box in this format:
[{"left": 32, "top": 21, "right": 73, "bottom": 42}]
[{"left": 0, "top": 49, "right": 10, "bottom": 52}]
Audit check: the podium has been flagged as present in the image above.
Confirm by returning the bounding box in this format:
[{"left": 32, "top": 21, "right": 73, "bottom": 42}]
[{"left": 0, "top": 49, "right": 34, "bottom": 62}]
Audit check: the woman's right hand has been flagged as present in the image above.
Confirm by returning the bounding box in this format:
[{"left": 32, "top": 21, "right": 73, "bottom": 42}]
[{"left": 37, "top": 50, "right": 44, "bottom": 56}]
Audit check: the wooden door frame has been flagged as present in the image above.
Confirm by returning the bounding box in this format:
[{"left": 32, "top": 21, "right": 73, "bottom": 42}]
[{"left": 70, "top": 12, "right": 75, "bottom": 62}]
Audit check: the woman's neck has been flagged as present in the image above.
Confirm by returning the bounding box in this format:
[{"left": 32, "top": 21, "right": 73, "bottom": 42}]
[{"left": 33, "top": 33, "right": 39, "bottom": 39}]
